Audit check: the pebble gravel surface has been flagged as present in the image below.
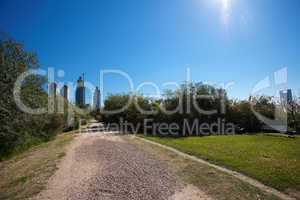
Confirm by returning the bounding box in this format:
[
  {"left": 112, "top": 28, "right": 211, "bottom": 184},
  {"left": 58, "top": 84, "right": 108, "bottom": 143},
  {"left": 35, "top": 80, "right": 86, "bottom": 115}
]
[{"left": 36, "top": 134, "right": 180, "bottom": 200}]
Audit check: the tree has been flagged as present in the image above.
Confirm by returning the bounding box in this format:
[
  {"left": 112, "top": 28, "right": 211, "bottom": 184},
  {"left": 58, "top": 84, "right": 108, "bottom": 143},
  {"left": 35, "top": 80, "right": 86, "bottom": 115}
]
[{"left": 0, "top": 40, "right": 70, "bottom": 158}]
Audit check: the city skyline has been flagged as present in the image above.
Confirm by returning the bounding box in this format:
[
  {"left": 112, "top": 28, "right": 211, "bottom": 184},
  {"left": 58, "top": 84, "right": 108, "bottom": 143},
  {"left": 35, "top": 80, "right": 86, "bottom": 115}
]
[{"left": 48, "top": 75, "right": 297, "bottom": 110}]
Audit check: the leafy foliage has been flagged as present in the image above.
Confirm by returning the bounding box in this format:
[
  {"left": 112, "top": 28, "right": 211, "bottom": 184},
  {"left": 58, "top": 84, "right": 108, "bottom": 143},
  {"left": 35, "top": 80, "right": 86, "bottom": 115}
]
[
  {"left": 103, "top": 83, "right": 299, "bottom": 135},
  {"left": 0, "top": 40, "right": 71, "bottom": 158}
]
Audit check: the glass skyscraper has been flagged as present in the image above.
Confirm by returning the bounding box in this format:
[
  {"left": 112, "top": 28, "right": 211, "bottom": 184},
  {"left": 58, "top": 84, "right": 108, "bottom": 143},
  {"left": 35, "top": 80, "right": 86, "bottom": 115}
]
[
  {"left": 75, "top": 76, "right": 85, "bottom": 108},
  {"left": 93, "top": 86, "right": 101, "bottom": 110}
]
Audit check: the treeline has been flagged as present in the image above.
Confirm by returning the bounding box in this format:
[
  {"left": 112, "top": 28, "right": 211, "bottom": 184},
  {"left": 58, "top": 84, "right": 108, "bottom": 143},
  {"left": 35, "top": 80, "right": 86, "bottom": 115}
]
[
  {"left": 102, "top": 83, "right": 300, "bottom": 135},
  {"left": 0, "top": 40, "right": 81, "bottom": 159}
]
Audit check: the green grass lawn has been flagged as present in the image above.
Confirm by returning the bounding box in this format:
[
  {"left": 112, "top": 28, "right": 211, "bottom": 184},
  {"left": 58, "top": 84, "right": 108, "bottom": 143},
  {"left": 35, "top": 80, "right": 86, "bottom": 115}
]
[{"left": 142, "top": 134, "right": 300, "bottom": 193}]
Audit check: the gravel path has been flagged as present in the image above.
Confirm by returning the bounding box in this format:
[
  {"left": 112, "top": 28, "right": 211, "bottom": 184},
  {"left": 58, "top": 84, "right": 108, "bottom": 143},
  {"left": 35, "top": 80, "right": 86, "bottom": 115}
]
[{"left": 35, "top": 133, "right": 209, "bottom": 200}]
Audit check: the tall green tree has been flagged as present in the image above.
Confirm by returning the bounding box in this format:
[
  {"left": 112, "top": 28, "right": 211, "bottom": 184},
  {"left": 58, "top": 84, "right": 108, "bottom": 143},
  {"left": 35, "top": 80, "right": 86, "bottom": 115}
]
[{"left": 0, "top": 40, "right": 66, "bottom": 158}]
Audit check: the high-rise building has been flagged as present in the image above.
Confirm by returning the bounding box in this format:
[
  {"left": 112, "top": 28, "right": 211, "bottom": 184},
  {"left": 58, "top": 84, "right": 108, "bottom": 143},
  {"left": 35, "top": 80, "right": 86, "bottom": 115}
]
[
  {"left": 93, "top": 86, "right": 101, "bottom": 110},
  {"left": 49, "top": 82, "right": 57, "bottom": 97},
  {"left": 60, "top": 85, "right": 68, "bottom": 101},
  {"left": 75, "top": 75, "right": 85, "bottom": 108},
  {"left": 49, "top": 82, "right": 57, "bottom": 113},
  {"left": 280, "top": 89, "right": 293, "bottom": 106},
  {"left": 287, "top": 89, "right": 293, "bottom": 103}
]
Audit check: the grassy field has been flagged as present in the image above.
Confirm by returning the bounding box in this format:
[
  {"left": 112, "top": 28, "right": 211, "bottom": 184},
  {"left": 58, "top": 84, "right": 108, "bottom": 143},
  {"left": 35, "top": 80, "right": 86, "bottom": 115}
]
[
  {"left": 141, "top": 134, "right": 300, "bottom": 195},
  {"left": 0, "top": 133, "right": 75, "bottom": 200},
  {"left": 132, "top": 136, "right": 280, "bottom": 200}
]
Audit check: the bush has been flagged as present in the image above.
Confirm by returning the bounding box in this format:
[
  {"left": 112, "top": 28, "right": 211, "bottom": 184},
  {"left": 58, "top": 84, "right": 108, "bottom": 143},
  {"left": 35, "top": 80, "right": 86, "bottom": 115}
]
[
  {"left": 0, "top": 40, "right": 75, "bottom": 159},
  {"left": 102, "top": 84, "right": 293, "bottom": 136}
]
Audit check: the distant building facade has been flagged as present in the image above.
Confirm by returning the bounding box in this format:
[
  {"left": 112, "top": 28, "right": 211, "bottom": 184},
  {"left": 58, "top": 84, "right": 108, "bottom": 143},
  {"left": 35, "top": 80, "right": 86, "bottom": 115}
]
[
  {"left": 49, "top": 82, "right": 57, "bottom": 113},
  {"left": 287, "top": 89, "right": 293, "bottom": 104},
  {"left": 280, "top": 89, "right": 293, "bottom": 106},
  {"left": 49, "top": 82, "right": 57, "bottom": 97},
  {"left": 75, "top": 76, "right": 85, "bottom": 108},
  {"left": 60, "top": 85, "right": 68, "bottom": 101},
  {"left": 93, "top": 86, "right": 101, "bottom": 110}
]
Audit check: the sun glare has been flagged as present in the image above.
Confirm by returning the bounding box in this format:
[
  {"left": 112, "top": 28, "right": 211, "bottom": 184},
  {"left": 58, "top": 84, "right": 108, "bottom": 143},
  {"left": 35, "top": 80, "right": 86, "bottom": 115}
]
[
  {"left": 221, "top": 0, "right": 230, "bottom": 11},
  {"left": 219, "top": 0, "right": 232, "bottom": 25}
]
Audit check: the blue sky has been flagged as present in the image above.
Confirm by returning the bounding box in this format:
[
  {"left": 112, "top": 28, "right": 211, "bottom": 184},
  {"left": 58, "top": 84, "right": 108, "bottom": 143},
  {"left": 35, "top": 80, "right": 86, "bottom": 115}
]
[{"left": 1, "top": 0, "right": 299, "bottom": 104}]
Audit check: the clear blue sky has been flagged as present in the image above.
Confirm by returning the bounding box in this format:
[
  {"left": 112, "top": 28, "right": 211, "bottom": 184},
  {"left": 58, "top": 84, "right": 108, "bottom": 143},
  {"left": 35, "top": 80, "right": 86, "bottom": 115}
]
[{"left": 1, "top": 0, "right": 299, "bottom": 104}]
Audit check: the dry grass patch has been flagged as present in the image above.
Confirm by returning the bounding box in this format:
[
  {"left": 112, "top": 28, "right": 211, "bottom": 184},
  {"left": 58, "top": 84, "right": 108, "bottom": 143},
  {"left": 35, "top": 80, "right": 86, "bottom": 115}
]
[{"left": 0, "top": 133, "right": 75, "bottom": 200}]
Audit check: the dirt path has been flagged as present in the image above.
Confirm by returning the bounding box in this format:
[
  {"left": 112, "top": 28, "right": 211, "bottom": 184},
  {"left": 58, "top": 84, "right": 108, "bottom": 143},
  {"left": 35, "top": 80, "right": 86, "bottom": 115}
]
[{"left": 35, "top": 133, "right": 210, "bottom": 200}]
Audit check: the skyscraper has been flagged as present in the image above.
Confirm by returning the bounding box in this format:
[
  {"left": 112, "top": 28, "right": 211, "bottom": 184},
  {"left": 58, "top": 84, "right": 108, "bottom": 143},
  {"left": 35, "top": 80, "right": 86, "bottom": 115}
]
[
  {"left": 75, "top": 75, "right": 85, "bottom": 108},
  {"left": 49, "top": 82, "right": 57, "bottom": 97},
  {"left": 93, "top": 86, "right": 101, "bottom": 110},
  {"left": 49, "top": 82, "right": 57, "bottom": 113},
  {"left": 60, "top": 84, "right": 68, "bottom": 101},
  {"left": 287, "top": 89, "right": 293, "bottom": 104},
  {"left": 280, "top": 89, "right": 293, "bottom": 106}
]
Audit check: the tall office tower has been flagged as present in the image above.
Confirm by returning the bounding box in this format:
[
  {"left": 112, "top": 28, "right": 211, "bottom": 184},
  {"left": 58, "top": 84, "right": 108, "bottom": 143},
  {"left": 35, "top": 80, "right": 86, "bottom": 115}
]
[
  {"left": 49, "top": 82, "right": 57, "bottom": 97},
  {"left": 60, "top": 84, "right": 68, "bottom": 100},
  {"left": 287, "top": 89, "right": 293, "bottom": 104},
  {"left": 280, "top": 89, "right": 293, "bottom": 106},
  {"left": 93, "top": 86, "right": 101, "bottom": 110},
  {"left": 49, "top": 82, "right": 57, "bottom": 113},
  {"left": 75, "top": 75, "right": 85, "bottom": 108}
]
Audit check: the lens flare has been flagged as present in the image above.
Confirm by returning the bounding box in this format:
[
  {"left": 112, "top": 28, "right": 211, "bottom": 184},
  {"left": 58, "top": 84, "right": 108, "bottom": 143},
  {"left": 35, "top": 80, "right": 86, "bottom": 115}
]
[{"left": 220, "top": 0, "right": 232, "bottom": 25}]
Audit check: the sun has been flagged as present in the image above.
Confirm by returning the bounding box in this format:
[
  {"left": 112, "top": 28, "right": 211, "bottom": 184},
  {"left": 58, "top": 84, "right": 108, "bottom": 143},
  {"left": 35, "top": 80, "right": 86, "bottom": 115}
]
[
  {"left": 221, "top": 0, "right": 231, "bottom": 11},
  {"left": 219, "top": 0, "right": 232, "bottom": 25}
]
